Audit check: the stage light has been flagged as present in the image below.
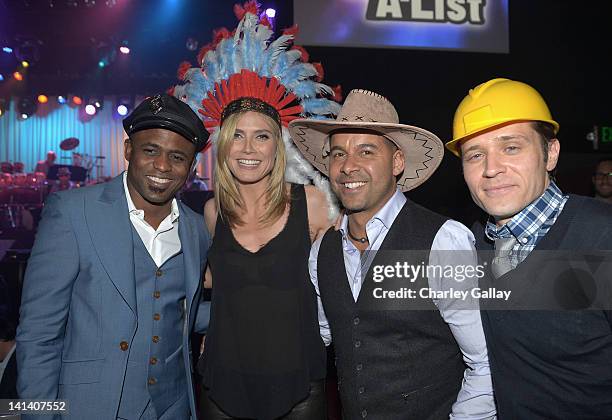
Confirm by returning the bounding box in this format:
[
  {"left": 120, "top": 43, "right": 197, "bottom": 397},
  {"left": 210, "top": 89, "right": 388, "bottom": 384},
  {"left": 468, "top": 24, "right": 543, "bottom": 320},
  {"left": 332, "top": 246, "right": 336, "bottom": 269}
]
[
  {"left": 265, "top": 8, "right": 276, "bottom": 18},
  {"left": 72, "top": 96, "right": 83, "bottom": 105},
  {"left": 85, "top": 104, "right": 97, "bottom": 115},
  {"left": 115, "top": 96, "right": 133, "bottom": 116},
  {"left": 17, "top": 97, "right": 37, "bottom": 119},
  {"left": 0, "top": 74, "right": 4, "bottom": 82},
  {"left": 0, "top": 99, "right": 6, "bottom": 117},
  {"left": 93, "top": 40, "right": 116, "bottom": 68},
  {"left": 22, "top": 61, "right": 29, "bottom": 68},
  {"left": 186, "top": 37, "right": 198, "bottom": 51},
  {"left": 13, "top": 72, "right": 23, "bottom": 81},
  {"left": 119, "top": 46, "right": 130, "bottom": 54},
  {"left": 57, "top": 95, "right": 67, "bottom": 104},
  {"left": 86, "top": 97, "right": 103, "bottom": 115},
  {"left": 2, "top": 47, "right": 12, "bottom": 54},
  {"left": 37, "top": 95, "right": 48, "bottom": 104}
]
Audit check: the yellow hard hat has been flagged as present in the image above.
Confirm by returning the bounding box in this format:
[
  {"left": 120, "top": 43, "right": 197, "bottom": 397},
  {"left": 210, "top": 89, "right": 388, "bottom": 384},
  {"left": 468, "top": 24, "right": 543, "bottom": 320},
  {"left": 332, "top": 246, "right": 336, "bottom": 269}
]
[{"left": 445, "top": 78, "right": 559, "bottom": 156}]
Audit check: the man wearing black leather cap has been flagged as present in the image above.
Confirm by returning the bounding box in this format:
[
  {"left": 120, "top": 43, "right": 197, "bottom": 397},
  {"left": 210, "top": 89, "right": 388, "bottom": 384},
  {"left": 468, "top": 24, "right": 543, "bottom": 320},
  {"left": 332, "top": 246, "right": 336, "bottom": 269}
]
[{"left": 17, "top": 94, "right": 212, "bottom": 420}]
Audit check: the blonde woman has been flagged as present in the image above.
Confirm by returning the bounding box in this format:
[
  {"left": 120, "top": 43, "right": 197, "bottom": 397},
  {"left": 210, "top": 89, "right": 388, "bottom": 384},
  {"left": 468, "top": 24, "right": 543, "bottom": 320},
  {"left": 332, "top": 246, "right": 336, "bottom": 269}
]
[{"left": 198, "top": 98, "right": 333, "bottom": 420}]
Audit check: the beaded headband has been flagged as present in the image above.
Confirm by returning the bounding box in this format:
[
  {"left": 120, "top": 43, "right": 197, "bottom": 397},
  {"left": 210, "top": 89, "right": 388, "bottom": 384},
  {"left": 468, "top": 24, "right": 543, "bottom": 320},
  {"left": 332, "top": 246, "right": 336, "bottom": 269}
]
[{"left": 221, "top": 97, "right": 282, "bottom": 128}]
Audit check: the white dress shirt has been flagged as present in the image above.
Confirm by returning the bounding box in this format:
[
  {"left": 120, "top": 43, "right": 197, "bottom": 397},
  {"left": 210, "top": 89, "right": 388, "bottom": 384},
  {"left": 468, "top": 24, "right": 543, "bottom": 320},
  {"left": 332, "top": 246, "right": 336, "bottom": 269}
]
[
  {"left": 123, "top": 172, "right": 181, "bottom": 267},
  {"left": 309, "top": 189, "right": 496, "bottom": 419}
]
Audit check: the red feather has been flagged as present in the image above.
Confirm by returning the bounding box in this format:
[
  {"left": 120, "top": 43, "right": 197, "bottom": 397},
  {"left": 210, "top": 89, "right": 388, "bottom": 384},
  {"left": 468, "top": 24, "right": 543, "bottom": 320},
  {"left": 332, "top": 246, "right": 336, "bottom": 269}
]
[
  {"left": 243, "top": 0, "right": 260, "bottom": 16},
  {"left": 233, "top": 3, "right": 245, "bottom": 20},
  {"left": 282, "top": 24, "right": 299, "bottom": 37},
  {"left": 259, "top": 15, "right": 272, "bottom": 28},
  {"left": 197, "top": 70, "right": 303, "bottom": 128},
  {"left": 197, "top": 43, "right": 214, "bottom": 66},
  {"left": 212, "top": 27, "right": 232, "bottom": 46},
  {"left": 177, "top": 61, "right": 192, "bottom": 81},
  {"left": 234, "top": 0, "right": 259, "bottom": 20},
  {"left": 291, "top": 45, "right": 309, "bottom": 62},
  {"left": 332, "top": 84, "right": 343, "bottom": 102},
  {"left": 312, "top": 62, "right": 324, "bottom": 82}
]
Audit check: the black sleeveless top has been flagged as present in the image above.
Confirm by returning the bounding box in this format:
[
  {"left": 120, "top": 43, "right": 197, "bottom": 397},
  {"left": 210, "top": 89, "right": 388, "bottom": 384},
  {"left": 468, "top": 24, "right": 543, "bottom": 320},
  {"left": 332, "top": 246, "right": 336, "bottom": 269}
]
[{"left": 200, "top": 183, "right": 326, "bottom": 419}]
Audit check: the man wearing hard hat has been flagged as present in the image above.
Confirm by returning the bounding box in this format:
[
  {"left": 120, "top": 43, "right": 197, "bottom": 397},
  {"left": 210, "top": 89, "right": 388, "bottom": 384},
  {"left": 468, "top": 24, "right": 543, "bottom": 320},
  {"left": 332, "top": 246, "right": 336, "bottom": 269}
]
[{"left": 446, "top": 78, "right": 612, "bottom": 418}]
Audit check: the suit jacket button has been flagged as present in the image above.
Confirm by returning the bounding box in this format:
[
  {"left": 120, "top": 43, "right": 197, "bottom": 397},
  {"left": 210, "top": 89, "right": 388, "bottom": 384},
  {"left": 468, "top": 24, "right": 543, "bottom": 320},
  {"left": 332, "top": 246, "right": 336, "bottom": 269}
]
[
  {"left": 119, "top": 341, "right": 128, "bottom": 351},
  {"left": 150, "top": 357, "right": 158, "bottom": 365},
  {"left": 156, "top": 269, "right": 163, "bottom": 277},
  {"left": 361, "top": 409, "right": 368, "bottom": 418},
  {"left": 152, "top": 335, "right": 160, "bottom": 343},
  {"left": 148, "top": 377, "right": 157, "bottom": 385},
  {"left": 153, "top": 291, "right": 161, "bottom": 299},
  {"left": 153, "top": 313, "right": 161, "bottom": 321}
]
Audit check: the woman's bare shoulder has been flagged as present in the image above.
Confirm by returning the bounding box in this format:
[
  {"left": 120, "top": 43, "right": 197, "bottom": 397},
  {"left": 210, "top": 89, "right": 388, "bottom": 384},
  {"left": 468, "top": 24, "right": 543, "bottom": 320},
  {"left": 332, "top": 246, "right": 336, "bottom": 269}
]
[{"left": 203, "top": 198, "right": 217, "bottom": 237}]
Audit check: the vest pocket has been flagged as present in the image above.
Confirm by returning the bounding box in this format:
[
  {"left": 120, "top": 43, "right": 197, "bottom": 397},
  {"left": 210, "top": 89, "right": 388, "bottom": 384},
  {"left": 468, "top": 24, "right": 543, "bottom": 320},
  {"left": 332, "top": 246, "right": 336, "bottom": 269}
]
[
  {"left": 165, "top": 344, "right": 183, "bottom": 363},
  {"left": 59, "top": 359, "right": 104, "bottom": 384}
]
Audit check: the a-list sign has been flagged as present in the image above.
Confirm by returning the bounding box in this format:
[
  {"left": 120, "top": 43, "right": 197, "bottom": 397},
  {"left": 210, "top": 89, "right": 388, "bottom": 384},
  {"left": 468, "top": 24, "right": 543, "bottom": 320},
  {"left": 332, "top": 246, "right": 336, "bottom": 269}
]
[{"left": 294, "top": 0, "right": 509, "bottom": 54}]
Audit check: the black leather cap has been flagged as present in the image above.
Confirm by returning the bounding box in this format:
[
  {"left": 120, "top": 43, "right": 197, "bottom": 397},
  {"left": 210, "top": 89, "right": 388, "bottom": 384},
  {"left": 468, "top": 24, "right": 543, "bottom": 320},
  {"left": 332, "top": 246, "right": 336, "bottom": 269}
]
[{"left": 123, "top": 94, "right": 209, "bottom": 151}]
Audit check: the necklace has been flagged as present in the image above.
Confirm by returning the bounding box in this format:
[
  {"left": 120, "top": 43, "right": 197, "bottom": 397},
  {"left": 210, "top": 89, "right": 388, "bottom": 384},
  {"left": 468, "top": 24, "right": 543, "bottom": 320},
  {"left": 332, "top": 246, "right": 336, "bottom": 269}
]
[{"left": 347, "top": 222, "right": 368, "bottom": 244}]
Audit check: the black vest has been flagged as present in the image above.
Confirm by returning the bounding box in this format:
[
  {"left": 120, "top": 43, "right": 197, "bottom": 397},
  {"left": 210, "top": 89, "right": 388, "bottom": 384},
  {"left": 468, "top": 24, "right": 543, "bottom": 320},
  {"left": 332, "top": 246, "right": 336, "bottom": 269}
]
[
  {"left": 474, "top": 195, "right": 612, "bottom": 419},
  {"left": 318, "top": 200, "right": 465, "bottom": 420}
]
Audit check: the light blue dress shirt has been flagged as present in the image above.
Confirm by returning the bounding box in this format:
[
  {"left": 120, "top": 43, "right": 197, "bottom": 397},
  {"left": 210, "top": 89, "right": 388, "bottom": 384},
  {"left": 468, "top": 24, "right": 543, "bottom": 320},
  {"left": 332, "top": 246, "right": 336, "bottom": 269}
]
[{"left": 309, "top": 189, "right": 496, "bottom": 419}]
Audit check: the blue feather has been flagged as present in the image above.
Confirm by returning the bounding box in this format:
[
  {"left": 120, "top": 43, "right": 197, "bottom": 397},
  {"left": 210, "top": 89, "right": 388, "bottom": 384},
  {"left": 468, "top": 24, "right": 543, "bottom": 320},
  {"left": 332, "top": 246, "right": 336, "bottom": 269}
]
[
  {"left": 302, "top": 98, "right": 341, "bottom": 116},
  {"left": 281, "top": 63, "right": 317, "bottom": 87}
]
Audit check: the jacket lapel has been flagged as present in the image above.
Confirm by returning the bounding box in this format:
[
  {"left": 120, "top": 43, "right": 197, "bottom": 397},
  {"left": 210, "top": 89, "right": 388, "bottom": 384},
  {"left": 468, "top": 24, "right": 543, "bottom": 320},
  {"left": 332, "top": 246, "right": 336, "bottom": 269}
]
[
  {"left": 86, "top": 174, "right": 137, "bottom": 315},
  {"left": 178, "top": 202, "right": 203, "bottom": 326}
]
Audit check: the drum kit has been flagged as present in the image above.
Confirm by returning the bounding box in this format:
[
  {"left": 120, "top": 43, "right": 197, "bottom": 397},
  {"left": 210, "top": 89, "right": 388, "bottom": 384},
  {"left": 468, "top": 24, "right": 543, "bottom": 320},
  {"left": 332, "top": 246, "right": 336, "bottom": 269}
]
[
  {"left": 0, "top": 170, "right": 45, "bottom": 231},
  {"left": 59, "top": 137, "right": 106, "bottom": 182},
  {"left": 0, "top": 137, "right": 106, "bottom": 231}
]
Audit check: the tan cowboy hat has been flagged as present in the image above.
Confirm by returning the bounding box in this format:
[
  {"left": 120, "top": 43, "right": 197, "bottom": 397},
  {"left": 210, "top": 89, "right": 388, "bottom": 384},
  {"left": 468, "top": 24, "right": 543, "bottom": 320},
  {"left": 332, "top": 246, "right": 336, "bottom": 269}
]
[{"left": 288, "top": 89, "right": 444, "bottom": 192}]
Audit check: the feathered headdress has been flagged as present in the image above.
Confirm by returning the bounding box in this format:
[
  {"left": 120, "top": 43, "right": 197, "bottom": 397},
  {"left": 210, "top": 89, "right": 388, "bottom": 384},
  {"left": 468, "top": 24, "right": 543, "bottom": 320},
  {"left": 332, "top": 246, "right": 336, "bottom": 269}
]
[{"left": 173, "top": 1, "right": 341, "bottom": 219}]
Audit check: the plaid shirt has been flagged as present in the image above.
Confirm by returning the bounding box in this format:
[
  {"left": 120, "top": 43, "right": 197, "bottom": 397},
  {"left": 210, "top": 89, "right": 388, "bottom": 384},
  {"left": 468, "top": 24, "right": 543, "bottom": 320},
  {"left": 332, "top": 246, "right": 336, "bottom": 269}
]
[{"left": 485, "top": 181, "right": 569, "bottom": 267}]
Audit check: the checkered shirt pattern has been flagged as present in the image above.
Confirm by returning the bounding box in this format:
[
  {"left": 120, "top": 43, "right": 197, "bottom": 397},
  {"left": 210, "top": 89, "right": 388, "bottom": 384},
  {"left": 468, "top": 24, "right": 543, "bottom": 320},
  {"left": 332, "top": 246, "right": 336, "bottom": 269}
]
[{"left": 485, "top": 181, "right": 569, "bottom": 268}]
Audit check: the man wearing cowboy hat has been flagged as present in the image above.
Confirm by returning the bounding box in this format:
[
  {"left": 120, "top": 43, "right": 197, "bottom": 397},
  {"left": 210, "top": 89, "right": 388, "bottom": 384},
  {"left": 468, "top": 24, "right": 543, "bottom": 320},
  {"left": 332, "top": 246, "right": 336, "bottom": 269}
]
[
  {"left": 446, "top": 78, "right": 612, "bottom": 418},
  {"left": 289, "top": 89, "right": 495, "bottom": 419}
]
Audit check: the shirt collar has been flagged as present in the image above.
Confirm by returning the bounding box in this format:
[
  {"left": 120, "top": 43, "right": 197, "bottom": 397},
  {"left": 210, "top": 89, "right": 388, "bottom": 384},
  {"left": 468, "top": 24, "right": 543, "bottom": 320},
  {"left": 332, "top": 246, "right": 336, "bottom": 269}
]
[
  {"left": 339, "top": 188, "right": 406, "bottom": 240},
  {"left": 485, "top": 181, "right": 565, "bottom": 241},
  {"left": 123, "top": 171, "right": 179, "bottom": 223}
]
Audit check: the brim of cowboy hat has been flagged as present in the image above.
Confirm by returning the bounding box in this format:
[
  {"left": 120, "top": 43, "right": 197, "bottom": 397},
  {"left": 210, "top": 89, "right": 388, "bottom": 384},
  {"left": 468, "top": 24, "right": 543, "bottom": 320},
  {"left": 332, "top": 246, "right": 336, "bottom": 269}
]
[{"left": 288, "top": 119, "right": 444, "bottom": 192}]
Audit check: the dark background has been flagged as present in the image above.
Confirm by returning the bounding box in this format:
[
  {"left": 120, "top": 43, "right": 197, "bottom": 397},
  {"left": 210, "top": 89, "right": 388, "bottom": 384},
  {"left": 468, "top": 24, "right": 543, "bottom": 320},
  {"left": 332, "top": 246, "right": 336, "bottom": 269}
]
[{"left": 1, "top": 0, "right": 611, "bottom": 223}]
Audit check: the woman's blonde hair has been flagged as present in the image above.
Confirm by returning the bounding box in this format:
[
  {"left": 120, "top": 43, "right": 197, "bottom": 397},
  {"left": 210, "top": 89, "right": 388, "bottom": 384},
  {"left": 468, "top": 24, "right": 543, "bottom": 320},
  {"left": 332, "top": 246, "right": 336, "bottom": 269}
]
[{"left": 214, "top": 111, "right": 289, "bottom": 227}]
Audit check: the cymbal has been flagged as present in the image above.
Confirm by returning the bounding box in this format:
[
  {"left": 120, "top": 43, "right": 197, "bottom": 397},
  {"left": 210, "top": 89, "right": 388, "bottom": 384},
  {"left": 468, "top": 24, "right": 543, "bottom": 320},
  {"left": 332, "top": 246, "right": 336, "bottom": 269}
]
[{"left": 60, "top": 137, "right": 80, "bottom": 151}]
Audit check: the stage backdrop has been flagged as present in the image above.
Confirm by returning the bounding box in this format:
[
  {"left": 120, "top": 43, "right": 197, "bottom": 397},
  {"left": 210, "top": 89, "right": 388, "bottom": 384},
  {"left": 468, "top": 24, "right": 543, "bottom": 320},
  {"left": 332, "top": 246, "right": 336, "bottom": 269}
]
[
  {"left": 0, "top": 96, "right": 212, "bottom": 186},
  {"left": 294, "top": 0, "right": 509, "bottom": 53}
]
